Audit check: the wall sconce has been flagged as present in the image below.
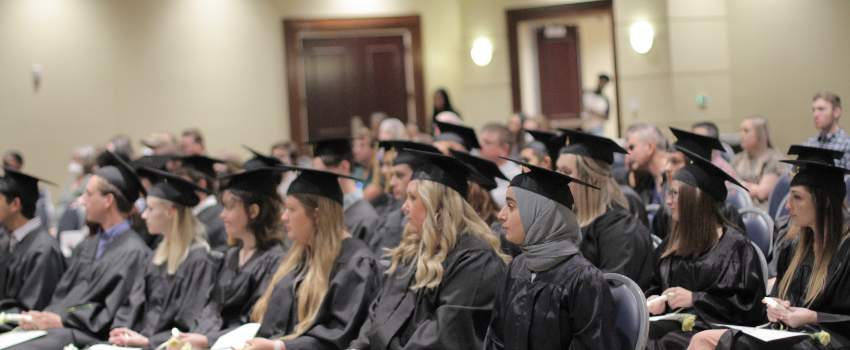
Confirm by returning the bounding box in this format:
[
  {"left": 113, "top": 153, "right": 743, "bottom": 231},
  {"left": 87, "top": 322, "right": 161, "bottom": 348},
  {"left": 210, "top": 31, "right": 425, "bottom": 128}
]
[
  {"left": 629, "top": 21, "right": 654, "bottom": 54},
  {"left": 471, "top": 38, "right": 493, "bottom": 66}
]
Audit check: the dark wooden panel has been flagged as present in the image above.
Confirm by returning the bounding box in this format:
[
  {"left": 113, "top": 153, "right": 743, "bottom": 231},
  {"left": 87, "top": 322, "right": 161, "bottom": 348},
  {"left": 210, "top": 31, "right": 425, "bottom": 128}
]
[
  {"left": 302, "top": 42, "right": 353, "bottom": 138},
  {"left": 536, "top": 26, "right": 582, "bottom": 119},
  {"left": 362, "top": 37, "right": 407, "bottom": 121}
]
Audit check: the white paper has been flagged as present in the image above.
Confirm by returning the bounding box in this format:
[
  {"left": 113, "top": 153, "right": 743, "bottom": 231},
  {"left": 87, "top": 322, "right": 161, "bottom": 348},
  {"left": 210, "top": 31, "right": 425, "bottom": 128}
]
[
  {"left": 715, "top": 324, "right": 810, "bottom": 342},
  {"left": 649, "top": 313, "right": 695, "bottom": 322},
  {"left": 0, "top": 330, "right": 47, "bottom": 349},
  {"left": 210, "top": 323, "right": 261, "bottom": 350},
  {"left": 87, "top": 344, "right": 142, "bottom": 350}
]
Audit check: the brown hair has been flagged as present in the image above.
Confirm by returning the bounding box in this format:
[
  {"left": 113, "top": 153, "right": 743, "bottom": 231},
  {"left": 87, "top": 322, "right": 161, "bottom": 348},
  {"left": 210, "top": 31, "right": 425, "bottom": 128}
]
[
  {"left": 227, "top": 189, "right": 283, "bottom": 250},
  {"left": 570, "top": 155, "right": 629, "bottom": 227},
  {"left": 466, "top": 182, "right": 499, "bottom": 225},
  {"left": 663, "top": 182, "right": 730, "bottom": 259},
  {"left": 778, "top": 186, "right": 849, "bottom": 306},
  {"left": 813, "top": 91, "right": 842, "bottom": 110}
]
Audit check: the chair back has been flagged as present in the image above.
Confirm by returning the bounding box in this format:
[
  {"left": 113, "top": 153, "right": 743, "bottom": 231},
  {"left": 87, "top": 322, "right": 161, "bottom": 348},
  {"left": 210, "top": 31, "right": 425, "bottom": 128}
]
[
  {"left": 605, "top": 273, "right": 649, "bottom": 350},
  {"left": 727, "top": 184, "right": 752, "bottom": 210},
  {"left": 768, "top": 174, "right": 791, "bottom": 219},
  {"left": 739, "top": 207, "right": 774, "bottom": 257}
]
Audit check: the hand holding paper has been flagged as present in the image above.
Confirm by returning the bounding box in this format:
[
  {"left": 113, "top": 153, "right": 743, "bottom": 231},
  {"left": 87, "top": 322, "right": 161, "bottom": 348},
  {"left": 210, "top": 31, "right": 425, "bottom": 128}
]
[{"left": 664, "top": 287, "right": 693, "bottom": 309}]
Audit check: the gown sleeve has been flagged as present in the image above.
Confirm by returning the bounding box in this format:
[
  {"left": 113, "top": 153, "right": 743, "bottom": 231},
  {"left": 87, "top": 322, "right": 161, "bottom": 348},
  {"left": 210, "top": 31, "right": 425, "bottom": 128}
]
[
  {"left": 283, "top": 255, "right": 382, "bottom": 350},
  {"left": 110, "top": 262, "right": 150, "bottom": 330},
  {"left": 401, "top": 249, "right": 506, "bottom": 350},
  {"left": 482, "top": 260, "right": 513, "bottom": 350},
  {"left": 568, "top": 265, "right": 621, "bottom": 350},
  {"left": 583, "top": 210, "right": 654, "bottom": 291},
  {"left": 0, "top": 239, "right": 67, "bottom": 314}
]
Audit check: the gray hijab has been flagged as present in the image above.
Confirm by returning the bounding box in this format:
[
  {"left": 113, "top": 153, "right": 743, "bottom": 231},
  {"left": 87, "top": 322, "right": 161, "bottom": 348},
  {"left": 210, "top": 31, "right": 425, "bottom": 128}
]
[{"left": 514, "top": 187, "right": 582, "bottom": 272}]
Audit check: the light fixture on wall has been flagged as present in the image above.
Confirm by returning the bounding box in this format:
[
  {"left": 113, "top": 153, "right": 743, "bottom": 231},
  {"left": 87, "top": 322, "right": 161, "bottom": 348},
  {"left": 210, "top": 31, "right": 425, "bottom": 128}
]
[
  {"left": 471, "top": 38, "right": 493, "bottom": 66},
  {"left": 629, "top": 21, "right": 654, "bottom": 54}
]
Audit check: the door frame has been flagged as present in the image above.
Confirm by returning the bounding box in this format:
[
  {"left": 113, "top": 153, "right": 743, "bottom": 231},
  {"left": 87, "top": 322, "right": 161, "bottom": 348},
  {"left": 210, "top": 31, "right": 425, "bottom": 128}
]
[
  {"left": 283, "top": 16, "right": 425, "bottom": 146},
  {"left": 506, "top": 0, "right": 620, "bottom": 135}
]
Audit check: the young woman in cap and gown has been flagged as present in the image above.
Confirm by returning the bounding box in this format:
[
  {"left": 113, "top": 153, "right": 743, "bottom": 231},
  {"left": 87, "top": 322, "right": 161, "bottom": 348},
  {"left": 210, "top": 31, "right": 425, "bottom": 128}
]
[
  {"left": 104, "top": 168, "right": 219, "bottom": 348},
  {"left": 234, "top": 166, "right": 381, "bottom": 350},
  {"left": 652, "top": 128, "right": 745, "bottom": 240},
  {"left": 689, "top": 147, "right": 850, "bottom": 350},
  {"left": 12, "top": 152, "right": 153, "bottom": 349},
  {"left": 644, "top": 147, "right": 765, "bottom": 350},
  {"left": 449, "top": 149, "right": 522, "bottom": 257},
  {"left": 555, "top": 129, "right": 655, "bottom": 290},
  {"left": 0, "top": 167, "right": 66, "bottom": 331},
  {"left": 348, "top": 150, "right": 509, "bottom": 350},
  {"left": 177, "top": 168, "right": 287, "bottom": 349},
  {"left": 484, "top": 159, "right": 620, "bottom": 349}
]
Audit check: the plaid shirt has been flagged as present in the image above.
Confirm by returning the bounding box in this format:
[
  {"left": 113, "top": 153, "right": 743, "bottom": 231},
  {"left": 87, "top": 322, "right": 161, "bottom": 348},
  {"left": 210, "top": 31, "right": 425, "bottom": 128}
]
[
  {"left": 7, "top": 217, "right": 41, "bottom": 252},
  {"left": 804, "top": 128, "right": 850, "bottom": 169}
]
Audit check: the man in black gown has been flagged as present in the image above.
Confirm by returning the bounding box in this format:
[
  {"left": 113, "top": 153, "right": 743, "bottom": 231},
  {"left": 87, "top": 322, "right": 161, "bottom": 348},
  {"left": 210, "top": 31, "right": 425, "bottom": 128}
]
[
  {"left": 11, "top": 152, "right": 152, "bottom": 349},
  {"left": 0, "top": 167, "right": 66, "bottom": 331},
  {"left": 177, "top": 155, "right": 229, "bottom": 251},
  {"left": 309, "top": 138, "right": 379, "bottom": 244}
]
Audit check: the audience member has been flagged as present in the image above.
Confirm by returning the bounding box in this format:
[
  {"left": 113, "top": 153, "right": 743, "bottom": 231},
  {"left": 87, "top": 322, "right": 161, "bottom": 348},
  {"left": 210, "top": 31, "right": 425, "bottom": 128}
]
[
  {"left": 732, "top": 115, "right": 788, "bottom": 211},
  {"left": 803, "top": 91, "right": 850, "bottom": 168}
]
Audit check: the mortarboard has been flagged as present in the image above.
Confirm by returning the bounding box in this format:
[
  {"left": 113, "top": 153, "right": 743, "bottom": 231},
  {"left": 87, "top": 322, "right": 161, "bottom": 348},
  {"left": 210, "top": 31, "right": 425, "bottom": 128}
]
[
  {"left": 405, "top": 148, "right": 477, "bottom": 197},
  {"left": 307, "top": 138, "right": 353, "bottom": 158},
  {"left": 500, "top": 157, "right": 598, "bottom": 208},
  {"left": 143, "top": 167, "right": 210, "bottom": 207},
  {"left": 0, "top": 167, "right": 57, "bottom": 203},
  {"left": 787, "top": 145, "right": 844, "bottom": 165},
  {"left": 242, "top": 145, "right": 283, "bottom": 171},
  {"left": 673, "top": 147, "right": 746, "bottom": 201},
  {"left": 377, "top": 140, "right": 441, "bottom": 168},
  {"left": 449, "top": 149, "right": 504, "bottom": 191},
  {"left": 669, "top": 127, "right": 725, "bottom": 160},
  {"left": 433, "top": 121, "right": 481, "bottom": 150},
  {"left": 95, "top": 151, "right": 146, "bottom": 203},
  {"left": 180, "top": 155, "right": 224, "bottom": 178},
  {"left": 559, "top": 128, "right": 627, "bottom": 164},
  {"left": 218, "top": 167, "right": 281, "bottom": 198},
  {"left": 281, "top": 165, "right": 365, "bottom": 204}
]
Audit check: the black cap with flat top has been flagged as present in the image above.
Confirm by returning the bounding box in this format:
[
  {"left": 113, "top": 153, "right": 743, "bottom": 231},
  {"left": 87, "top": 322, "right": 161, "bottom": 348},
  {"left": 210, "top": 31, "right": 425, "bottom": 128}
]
[
  {"left": 669, "top": 127, "right": 725, "bottom": 160},
  {"left": 0, "top": 166, "right": 57, "bottom": 203},
  {"left": 307, "top": 138, "right": 353, "bottom": 158},
  {"left": 377, "top": 140, "right": 441, "bottom": 167},
  {"left": 500, "top": 157, "right": 598, "bottom": 209},
  {"left": 133, "top": 155, "right": 173, "bottom": 184},
  {"left": 783, "top": 145, "right": 850, "bottom": 199},
  {"left": 143, "top": 167, "right": 210, "bottom": 207},
  {"left": 449, "top": 149, "right": 503, "bottom": 191},
  {"left": 433, "top": 121, "right": 481, "bottom": 150},
  {"left": 673, "top": 147, "right": 746, "bottom": 201},
  {"left": 405, "top": 148, "right": 477, "bottom": 197},
  {"left": 787, "top": 145, "right": 844, "bottom": 165},
  {"left": 180, "top": 155, "right": 224, "bottom": 178},
  {"left": 241, "top": 145, "right": 283, "bottom": 171},
  {"left": 558, "top": 128, "right": 626, "bottom": 164},
  {"left": 95, "top": 151, "right": 146, "bottom": 203},
  {"left": 526, "top": 129, "right": 566, "bottom": 166},
  {"left": 281, "top": 165, "right": 365, "bottom": 204},
  {"left": 218, "top": 167, "right": 281, "bottom": 198}
]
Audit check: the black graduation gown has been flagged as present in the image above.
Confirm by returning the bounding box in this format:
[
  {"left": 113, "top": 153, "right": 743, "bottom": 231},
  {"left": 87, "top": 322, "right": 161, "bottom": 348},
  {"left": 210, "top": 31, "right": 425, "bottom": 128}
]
[
  {"left": 367, "top": 205, "right": 406, "bottom": 257},
  {"left": 489, "top": 221, "right": 522, "bottom": 258},
  {"left": 0, "top": 227, "right": 66, "bottom": 315},
  {"left": 484, "top": 253, "right": 619, "bottom": 350},
  {"left": 580, "top": 204, "right": 655, "bottom": 291},
  {"left": 370, "top": 193, "right": 402, "bottom": 219},
  {"left": 197, "top": 204, "right": 229, "bottom": 252},
  {"left": 345, "top": 198, "right": 380, "bottom": 243},
  {"left": 651, "top": 200, "right": 745, "bottom": 240},
  {"left": 621, "top": 184, "right": 651, "bottom": 229},
  {"left": 191, "top": 243, "right": 287, "bottom": 344},
  {"left": 644, "top": 224, "right": 765, "bottom": 350},
  {"left": 110, "top": 246, "right": 220, "bottom": 346},
  {"left": 349, "top": 232, "right": 507, "bottom": 350},
  {"left": 717, "top": 237, "right": 850, "bottom": 349},
  {"left": 255, "top": 238, "right": 381, "bottom": 349}
]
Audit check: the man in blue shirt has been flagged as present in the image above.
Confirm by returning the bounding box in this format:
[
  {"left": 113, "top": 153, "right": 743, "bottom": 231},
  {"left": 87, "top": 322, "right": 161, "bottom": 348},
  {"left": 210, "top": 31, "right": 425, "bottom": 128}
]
[{"left": 804, "top": 91, "right": 850, "bottom": 168}]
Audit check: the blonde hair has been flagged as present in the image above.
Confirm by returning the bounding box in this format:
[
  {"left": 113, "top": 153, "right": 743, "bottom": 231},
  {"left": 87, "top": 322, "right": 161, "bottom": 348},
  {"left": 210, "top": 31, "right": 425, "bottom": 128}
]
[
  {"left": 251, "top": 194, "right": 346, "bottom": 340},
  {"left": 569, "top": 155, "right": 629, "bottom": 227},
  {"left": 152, "top": 201, "right": 209, "bottom": 275},
  {"left": 738, "top": 115, "right": 778, "bottom": 176},
  {"left": 385, "top": 180, "right": 510, "bottom": 290}
]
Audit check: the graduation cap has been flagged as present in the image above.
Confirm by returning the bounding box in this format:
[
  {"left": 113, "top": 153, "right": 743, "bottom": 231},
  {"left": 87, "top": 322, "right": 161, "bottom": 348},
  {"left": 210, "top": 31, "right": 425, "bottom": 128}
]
[
  {"left": 673, "top": 147, "right": 746, "bottom": 201},
  {"left": 180, "top": 155, "right": 224, "bottom": 178},
  {"left": 281, "top": 165, "right": 365, "bottom": 204},
  {"left": 787, "top": 145, "right": 844, "bottom": 165},
  {"left": 558, "top": 128, "right": 626, "bottom": 164},
  {"left": 143, "top": 167, "right": 210, "bottom": 207},
  {"left": 377, "top": 140, "right": 441, "bottom": 167},
  {"left": 782, "top": 159, "right": 850, "bottom": 200},
  {"left": 433, "top": 121, "right": 481, "bottom": 150},
  {"left": 525, "top": 129, "right": 565, "bottom": 166},
  {"left": 404, "top": 148, "right": 476, "bottom": 197},
  {"left": 0, "top": 166, "right": 57, "bottom": 203},
  {"left": 95, "top": 151, "right": 146, "bottom": 203},
  {"left": 218, "top": 167, "right": 281, "bottom": 198},
  {"left": 449, "top": 149, "right": 503, "bottom": 191},
  {"left": 500, "top": 157, "right": 598, "bottom": 209},
  {"left": 307, "top": 138, "right": 353, "bottom": 158},
  {"left": 669, "top": 127, "right": 724, "bottom": 160},
  {"left": 132, "top": 155, "right": 173, "bottom": 184},
  {"left": 241, "top": 145, "right": 283, "bottom": 171}
]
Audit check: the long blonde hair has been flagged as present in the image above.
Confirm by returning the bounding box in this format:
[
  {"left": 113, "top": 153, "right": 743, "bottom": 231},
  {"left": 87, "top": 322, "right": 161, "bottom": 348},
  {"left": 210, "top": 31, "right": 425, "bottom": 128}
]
[
  {"left": 385, "top": 180, "right": 510, "bottom": 291},
  {"left": 778, "top": 186, "right": 850, "bottom": 306},
  {"left": 569, "top": 154, "right": 629, "bottom": 227},
  {"left": 251, "top": 193, "right": 346, "bottom": 340},
  {"left": 152, "top": 202, "right": 209, "bottom": 275},
  {"left": 738, "top": 115, "right": 779, "bottom": 177}
]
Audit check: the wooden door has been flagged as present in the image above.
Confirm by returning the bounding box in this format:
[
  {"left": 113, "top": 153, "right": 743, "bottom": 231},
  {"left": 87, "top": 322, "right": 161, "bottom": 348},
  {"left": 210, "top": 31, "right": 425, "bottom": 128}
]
[
  {"left": 536, "top": 26, "right": 582, "bottom": 119},
  {"left": 302, "top": 36, "right": 408, "bottom": 139}
]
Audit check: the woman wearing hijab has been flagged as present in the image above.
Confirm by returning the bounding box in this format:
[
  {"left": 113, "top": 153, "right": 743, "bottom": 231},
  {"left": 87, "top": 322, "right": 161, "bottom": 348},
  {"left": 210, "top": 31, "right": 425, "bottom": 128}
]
[
  {"left": 645, "top": 148, "right": 765, "bottom": 350},
  {"left": 689, "top": 147, "right": 850, "bottom": 350},
  {"left": 484, "top": 159, "right": 619, "bottom": 349},
  {"left": 349, "top": 150, "right": 509, "bottom": 350}
]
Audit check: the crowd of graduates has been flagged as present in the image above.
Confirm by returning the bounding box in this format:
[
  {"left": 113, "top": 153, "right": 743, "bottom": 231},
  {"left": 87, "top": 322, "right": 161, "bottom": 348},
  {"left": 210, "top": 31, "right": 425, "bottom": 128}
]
[{"left": 0, "top": 92, "right": 849, "bottom": 350}]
